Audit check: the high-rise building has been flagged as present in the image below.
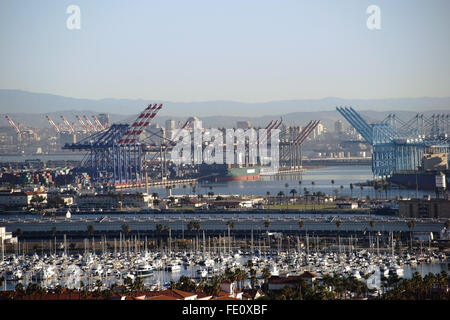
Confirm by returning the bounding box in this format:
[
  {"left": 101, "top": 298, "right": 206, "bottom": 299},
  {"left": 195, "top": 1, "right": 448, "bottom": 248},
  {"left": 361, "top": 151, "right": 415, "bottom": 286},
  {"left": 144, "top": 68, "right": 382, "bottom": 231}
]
[
  {"left": 334, "top": 120, "right": 344, "bottom": 134},
  {"left": 98, "top": 113, "right": 110, "bottom": 127},
  {"left": 313, "top": 123, "right": 324, "bottom": 138},
  {"left": 165, "top": 119, "right": 176, "bottom": 132},
  {"left": 236, "top": 121, "right": 251, "bottom": 130}
]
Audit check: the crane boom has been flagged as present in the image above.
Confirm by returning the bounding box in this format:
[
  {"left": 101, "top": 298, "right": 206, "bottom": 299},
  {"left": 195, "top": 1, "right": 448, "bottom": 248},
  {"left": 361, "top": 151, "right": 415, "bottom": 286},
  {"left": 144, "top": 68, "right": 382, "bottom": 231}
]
[
  {"left": 92, "top": 115, "right": 105, "bottom": 131},
  {"left": 83, "top": 115, "right": 97, "bottom": 132},
  {"left": 45, "top": 115, "right": 60, "bottom": 133},
  {"left": 60, "top": 115, "right": 75, "bottom": 134},
  {"left": 5, "top": 115, "right": 20, "bottom": 134},
  {"left": 76, "top": 115, "right": 90, "bottom": 132}
]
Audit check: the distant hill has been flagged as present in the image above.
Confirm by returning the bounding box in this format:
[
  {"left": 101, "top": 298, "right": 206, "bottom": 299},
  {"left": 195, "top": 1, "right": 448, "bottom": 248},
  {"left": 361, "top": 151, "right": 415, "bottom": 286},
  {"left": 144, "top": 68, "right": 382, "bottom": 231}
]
[{"left": 0, "top": 89, "right": 449, "bottom": 129}]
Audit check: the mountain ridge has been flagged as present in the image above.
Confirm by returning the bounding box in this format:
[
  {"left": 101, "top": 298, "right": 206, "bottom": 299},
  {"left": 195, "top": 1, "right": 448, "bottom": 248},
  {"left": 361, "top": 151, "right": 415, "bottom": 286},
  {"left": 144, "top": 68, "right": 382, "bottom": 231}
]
[{"left": 1, "top": 89, "right": 449, "bottom": 118}]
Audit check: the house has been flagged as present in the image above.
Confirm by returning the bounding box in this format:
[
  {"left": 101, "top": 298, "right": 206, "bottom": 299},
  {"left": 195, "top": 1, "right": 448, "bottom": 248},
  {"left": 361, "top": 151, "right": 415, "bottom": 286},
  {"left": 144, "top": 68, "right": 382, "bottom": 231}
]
[
  {"left": 211, "top": 296, "right": 241, "bottom": 300},
  {"left": 336, "top": 202, "right": 358, "bottom": 209},
  {"left": 210, "top": 199, "right": 254, "bottom": 209},
  {"left": 220, "top": 281, "right": 236, "bottom": 295},
  {"left": 136, "top": 289, "right": 198, "bottom": 300},
  {"left": 268, "top": 272, "right": 319, "bottom": 291},
  {"left": 242, "top": 289, "right": 265, "bottom": 300},
  {"left": 75, "top": 193, "right": 153, "bottom": 209},
  {"left": 219, "top": 282, "right": 243, "bottom": 299},
  {"left": 179, "top": 197, "right": 207, "bottom": 208}
]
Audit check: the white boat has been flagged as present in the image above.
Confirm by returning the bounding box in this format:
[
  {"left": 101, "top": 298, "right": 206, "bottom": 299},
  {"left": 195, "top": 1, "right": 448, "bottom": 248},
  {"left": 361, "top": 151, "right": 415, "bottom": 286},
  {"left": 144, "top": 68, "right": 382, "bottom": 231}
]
[
  {"left": 91, "top": 264, "right": 104, "bottom": 276},
  {"left": 197, "top": 269, "right": 208, "bottom": 278},
  {"left": 167, "top": 263, "right": 181, "bottom": 272},
  {"left": 269, "top": 264, "right": 279, "bottom": 276},
  {"left": 204, "top": 259, "right": 215, "bottom": 267},
  {"left": 5, "top": 268, "right": 23, "bottom": 281},
  {"left": 135, "top": 264, "right": 154, "bottom": 278},
  {"left": 351, "top": 270, "right": 362, "bottom": 279},
  {"left": 123, "top": 272, "right": 135, "bottom": 281},
  {"left": 389, "top": 266, "right": 404, "bottom": 277},
  {"left": 35, "top": 265, "right": 57, "bottom": 281},
  {"left": 379, "top": 266, "right": 390, "bottom": 276}
]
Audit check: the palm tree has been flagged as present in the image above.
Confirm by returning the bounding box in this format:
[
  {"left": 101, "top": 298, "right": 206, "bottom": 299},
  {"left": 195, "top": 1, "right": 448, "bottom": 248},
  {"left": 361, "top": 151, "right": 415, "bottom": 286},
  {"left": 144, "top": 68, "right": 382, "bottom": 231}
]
[
  {"left": 264, "top": 220, "right": 271, "bottom": 230},
  {"left": 290, "top": 189, "right": 297, "bottom": 201},
  {"left": 262, "top": 267, "right": 271, "bottom": 288},
  {"left": 249, "top": 268, "right": 257, "bottom": 289},
  {"left": 335, "top": 220, "right": 343, "bottom": 253},
  {"left": 51, "top": 226, "right": 57, "bottom": 236},
  {"left": 87, "top": 225, "right": 94, "bottom": 236},
  {"left": 303, "top": 187, "right": 308, "bottom": 208},
  {"left": 133, "top": 277, "right": 145, "bottom": 292},
  {"left": 407, "top": 221, "right": 416, "bottom": 250},
  {"left": 277, "top": 191, "right": 285, "bottom": 205},
  {"left": 16, "top": 228, "right": 23, "bottom": 237},
  {"left": 296, "top": 277, "right": 308, "bottom": 300},
  {"left": 121, "top": 224, "right": 130, "bottom": 235},
  {"left": 188, "top": 221, "right": 201, "bottom": 238},
  {"left": 444, "top": 220, "right": 450, "bottom": 230},
  {"left": 383, "top": 182, "right": 390, "bottom": 200},
  {"left": 30, "top": 195, "right": 45, "bottom": 208},
  {"left": 234, "top": 268, "right": 247, "bottom": 290},
  {"left": 298, "top": 220, "right": 306, "bottom": 241}
]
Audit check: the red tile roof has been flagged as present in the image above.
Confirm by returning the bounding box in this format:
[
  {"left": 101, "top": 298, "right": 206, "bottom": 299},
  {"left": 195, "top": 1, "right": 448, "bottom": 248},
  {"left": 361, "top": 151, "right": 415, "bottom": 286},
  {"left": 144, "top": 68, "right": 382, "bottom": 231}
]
[
  {"left": 141, "top": 295, "right": 178, "bottom": 300},
  {"left": 211, "top": 296, "right": 240, "bottom": 300},
  {"left": 171, "top": 289, "right": 197, "bottom": 299}
]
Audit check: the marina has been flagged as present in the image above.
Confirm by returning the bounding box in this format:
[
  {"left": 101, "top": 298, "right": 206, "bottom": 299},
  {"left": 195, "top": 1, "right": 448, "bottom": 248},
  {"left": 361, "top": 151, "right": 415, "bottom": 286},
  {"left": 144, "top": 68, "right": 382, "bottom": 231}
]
[{"left": 1, "top": 241, "right": 448, "bottom": 294}]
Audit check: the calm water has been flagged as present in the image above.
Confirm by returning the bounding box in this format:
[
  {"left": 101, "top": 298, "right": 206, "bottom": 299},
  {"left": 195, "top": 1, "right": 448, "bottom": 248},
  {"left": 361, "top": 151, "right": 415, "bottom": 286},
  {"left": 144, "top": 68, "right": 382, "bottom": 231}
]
[
  {"left": 142, "top": 165, "right": 434, "bottom": 199},
  {"left": 0, "top": 154, "right": 85, "bottom": 162}
]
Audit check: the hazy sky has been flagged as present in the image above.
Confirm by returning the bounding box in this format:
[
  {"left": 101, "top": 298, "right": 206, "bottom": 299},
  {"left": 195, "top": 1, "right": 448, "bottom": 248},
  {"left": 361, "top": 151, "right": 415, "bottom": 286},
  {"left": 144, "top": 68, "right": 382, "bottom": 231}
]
[{"left": 0, "top": 0, "right": 449, "bottom": 103}]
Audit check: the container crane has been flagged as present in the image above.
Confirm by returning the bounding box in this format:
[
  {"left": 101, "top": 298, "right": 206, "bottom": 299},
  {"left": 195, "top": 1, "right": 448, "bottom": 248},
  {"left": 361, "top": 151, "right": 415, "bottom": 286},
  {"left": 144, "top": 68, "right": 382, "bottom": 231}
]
[
  {"left": 60, "top": 115, "right": 75, "bottom": 134},
  {"left": 5, "top": 115, "right": 20, "bottom": 134},
  {"left": 45, "top": 115, "right": 61, "bottom": 133},
  {"left": 83, "top": 115, "right": 97, "bottom": 132},
  {"left": 92, "top": 115, "right": 105, "bottom": 131},
  {"left": 76, "top": 115, "right": 90, "bottom": 133}
]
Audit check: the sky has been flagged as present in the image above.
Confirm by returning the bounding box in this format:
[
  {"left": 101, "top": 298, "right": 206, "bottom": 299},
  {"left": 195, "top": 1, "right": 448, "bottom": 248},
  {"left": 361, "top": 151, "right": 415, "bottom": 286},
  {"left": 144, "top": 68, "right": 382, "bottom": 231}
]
[{"left": 0, "top": 0, "right": 449, "bottom": 103}]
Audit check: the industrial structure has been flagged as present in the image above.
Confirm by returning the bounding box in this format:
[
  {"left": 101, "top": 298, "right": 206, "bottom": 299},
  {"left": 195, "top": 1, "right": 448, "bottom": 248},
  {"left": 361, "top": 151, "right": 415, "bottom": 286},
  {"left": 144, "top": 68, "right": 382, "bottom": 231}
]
[
  {"left": 280, "top": 120, "right": 320, "bottom": 168},
  {"left": 336, "top": 106, "right": 450, "bottom": 178},
  {"left": 62, "top": 104, "right": 164, "bottom": 187},
  {"left": 61, "top": 103, "right": 321, "bottom": 186}
]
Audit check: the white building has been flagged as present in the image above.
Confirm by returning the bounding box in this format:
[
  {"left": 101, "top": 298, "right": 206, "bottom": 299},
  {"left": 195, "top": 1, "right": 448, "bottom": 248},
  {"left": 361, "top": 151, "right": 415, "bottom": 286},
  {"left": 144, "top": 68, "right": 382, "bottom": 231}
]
[
  {"left": 1, "top": 226, "right": 17, "bottom": 245},
  {"left": 0, "top": 191, "right": 47, "bottom": 207},
  {"left": 76, "top": 193, "right": 153, "bottom": 209}
]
